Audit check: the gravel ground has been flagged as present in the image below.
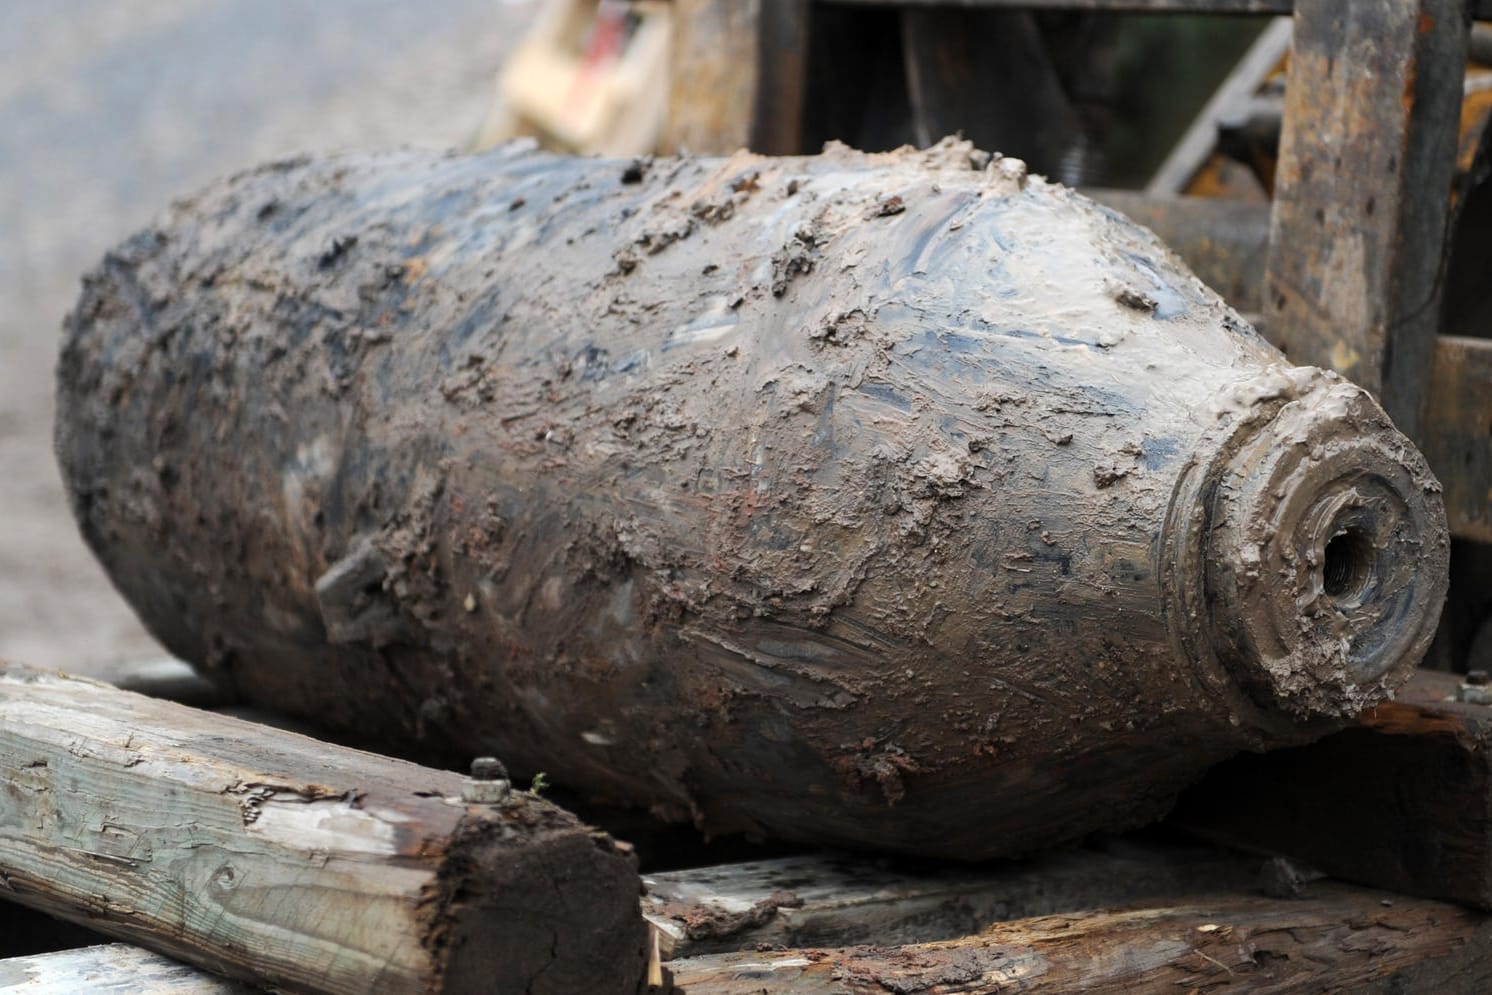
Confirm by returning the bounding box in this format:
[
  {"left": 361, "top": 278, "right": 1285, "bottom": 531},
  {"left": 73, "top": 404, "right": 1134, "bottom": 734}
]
[{"left": 0, "top": 0, "right": 535, "bottom": 676}]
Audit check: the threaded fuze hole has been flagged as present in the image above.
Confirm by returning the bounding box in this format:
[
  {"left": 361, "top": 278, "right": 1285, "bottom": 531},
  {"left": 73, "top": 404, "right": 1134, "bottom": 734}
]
[{"left": 1323, "top": 529, "right": 1374, "bottom": 601}]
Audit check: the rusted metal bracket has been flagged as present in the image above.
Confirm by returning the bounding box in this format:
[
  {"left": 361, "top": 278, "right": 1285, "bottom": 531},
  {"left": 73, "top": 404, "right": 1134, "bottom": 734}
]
[{"left": 1264, "top": 0, "right": 1470, "bottom": 442}]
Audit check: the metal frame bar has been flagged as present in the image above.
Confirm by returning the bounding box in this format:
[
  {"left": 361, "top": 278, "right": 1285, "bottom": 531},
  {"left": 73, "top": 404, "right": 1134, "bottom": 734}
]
[
  {"left": 1145, "top": 17, "right": 1293, "bottom": 196},
  {"left": 824, "top": 0, "right": 1492, "bottom": 17}
]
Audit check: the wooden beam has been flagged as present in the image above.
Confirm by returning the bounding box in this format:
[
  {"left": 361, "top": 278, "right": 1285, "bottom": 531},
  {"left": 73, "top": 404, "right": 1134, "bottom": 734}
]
[
  {"left": 660, "top": 0, "right": 811, "bottom": 157},
  {"left": 660, "top": 0, "right": 762, "bottom": 155},
  {"left": 1422, "top": 336, "right": 1492, "bottom": 545},
  {"left": 1263, "top": 0, "right": 1469, "bottom": 442},
  {"left": 644, "top": 840, "right": 1258, "bottom": 960},
  {"left": 0, "top": 944, "right": 255, "bottom": 994},
  {"left": 0, "top": 664, "right": 648, "bottom": 995},
  {"left": 1172, "top": 670, "right": 1492, "bottom": 910},
  {"left": 667, "top": 883, "right": 1492, "bottom": 993}
]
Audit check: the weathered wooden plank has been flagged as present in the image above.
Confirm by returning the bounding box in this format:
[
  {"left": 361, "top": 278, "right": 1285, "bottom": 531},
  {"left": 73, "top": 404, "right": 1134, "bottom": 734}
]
[
  {"left": 1173, "top": 670, "right": 1492, "bottom": 910},
  {"left": 0, "top": 944, "right": 255, "bottom": 994},
  {"left": 1422, "top": 336, "right": 1492, "bottom": 545},
  {"left": 1263, "top": 0, "right": 1469, "bottom": 442},
  {"left": 660, "top": 0, "right": 762, "bottom": 155},
  {"left": 643, "top": 839, "right": 1258, "bottom": 960},
  {"left": 0, "top": 664, "right": 648, "bottom": 995},
  {"left": 667, "top": 884, "right": 1492, "bottom": 994}
]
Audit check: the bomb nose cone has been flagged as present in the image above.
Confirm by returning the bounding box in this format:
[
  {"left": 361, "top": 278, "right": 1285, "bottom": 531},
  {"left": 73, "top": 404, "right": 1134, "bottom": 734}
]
[{"left": 1199, "top": 370, "right": 1449, "bottom": 718}]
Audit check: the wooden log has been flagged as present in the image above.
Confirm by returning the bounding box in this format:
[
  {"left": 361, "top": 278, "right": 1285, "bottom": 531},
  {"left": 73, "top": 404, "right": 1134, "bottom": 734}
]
[
  {"left": 643, "top": 839, "right": 1258, "bottom": 960},
  {"left": 666, "top": 883, "right": 1492, "bottom": 994},
  {"left": 0, "top": 944, "right": 255, "bottom": 994},
  {"left": 1172, "top": 669, "right": 1492, "bottom": 910},
  {"left": 0, "top": 664, "right": 648, "bottom": 995}
]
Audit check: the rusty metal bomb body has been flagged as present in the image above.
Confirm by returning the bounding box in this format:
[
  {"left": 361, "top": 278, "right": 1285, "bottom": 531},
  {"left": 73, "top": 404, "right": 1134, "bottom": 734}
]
[{"left": 56, "top": 141, "right": 1449, "bottom": 857}]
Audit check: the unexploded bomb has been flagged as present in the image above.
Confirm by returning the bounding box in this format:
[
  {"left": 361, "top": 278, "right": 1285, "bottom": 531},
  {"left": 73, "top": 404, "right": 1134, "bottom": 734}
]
[{"left": 57, "top": 140, "right": 1449, "bottom": 857}]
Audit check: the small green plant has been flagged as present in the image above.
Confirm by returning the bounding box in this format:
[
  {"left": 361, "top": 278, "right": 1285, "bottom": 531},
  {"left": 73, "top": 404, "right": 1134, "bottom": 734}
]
[{"left": 528, "top": 771, "right": 550, "bottom": 797}]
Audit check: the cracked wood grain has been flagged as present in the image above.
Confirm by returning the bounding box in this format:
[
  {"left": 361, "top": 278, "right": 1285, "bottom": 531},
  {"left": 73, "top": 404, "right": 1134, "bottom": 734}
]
[
  {"left": 667, "top": 883, "right": 1492, "bottom": 994},
  {"left": 0, "top": 664, "right": 648, "bottom": 994}
]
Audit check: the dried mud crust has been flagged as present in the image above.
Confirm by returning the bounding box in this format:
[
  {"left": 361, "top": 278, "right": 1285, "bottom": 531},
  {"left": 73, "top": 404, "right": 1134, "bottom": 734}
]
[{"left": 55, "top": 139, "right": 1449, "bottom": 858}]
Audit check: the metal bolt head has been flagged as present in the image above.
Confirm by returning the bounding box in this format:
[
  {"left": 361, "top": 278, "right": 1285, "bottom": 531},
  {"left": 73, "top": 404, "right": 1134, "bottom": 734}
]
[
  {"left": 1458, "top": 678, "right": 1492, "bottom": 705},
  {"left": 470, "top": 756, "right": 508, "bottom": 781},
  {"left": 462, "top": 756, "right": 511, "bottom": 804},
  {"left": 462, "top": 778, "right": 511, "bottom": 804},
  {"left": 471, "top": 757, "right": 507, "bottom": 781}
]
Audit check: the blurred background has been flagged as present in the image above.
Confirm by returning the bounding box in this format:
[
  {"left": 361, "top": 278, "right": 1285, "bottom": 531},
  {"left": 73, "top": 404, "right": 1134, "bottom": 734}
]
[{"left": 0, "top": 0, "right": 539, "bottom": 676}]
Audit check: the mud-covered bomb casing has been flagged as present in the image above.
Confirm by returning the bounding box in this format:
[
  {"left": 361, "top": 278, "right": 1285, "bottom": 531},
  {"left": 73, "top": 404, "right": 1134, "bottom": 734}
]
[{"left": 57, "top": 140, "right": 1449, "bottom": 858}]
